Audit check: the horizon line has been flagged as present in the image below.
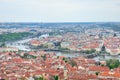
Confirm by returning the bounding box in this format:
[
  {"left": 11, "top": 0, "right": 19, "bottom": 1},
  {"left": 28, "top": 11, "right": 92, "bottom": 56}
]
[{"left": 0, "top": 21, "right": 120, "bottom": 23}]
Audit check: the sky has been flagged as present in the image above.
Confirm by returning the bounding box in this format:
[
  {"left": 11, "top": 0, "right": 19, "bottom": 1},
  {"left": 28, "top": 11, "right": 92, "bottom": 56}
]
[{"left": 0, "top": 0, "right": 120, "bottom": 22}]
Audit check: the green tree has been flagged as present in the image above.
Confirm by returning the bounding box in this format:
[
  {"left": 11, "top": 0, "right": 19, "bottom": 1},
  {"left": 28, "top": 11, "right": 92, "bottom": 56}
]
[
  {"left": 41, "top": 54, "right": 46, "bottom": 61},
  {"left": 62, "top": 58, "right": 65, "bottom": 60},
  {"left": 34, "top": 76, "right": 44, "bottom": 80},
  {"left": 106, "top": 59, "right": 120, "bottom": 69},
  {"left": 54, "top": 75, "right": 58, "bottom": 80},
  {"left": 95, "top": 72, "right": 99, "bottom": 76},
  {"left": 0, "top": 32, "right": 32, "bottom": 42},
  {"left": 57, "top": 56, "right": 59, "bottom": 59},
  {"left": 38, "top": 76, "right": 44, "bottom": 80},
  {"left": 69, "top": 60, "right": 77, "bottom": 67}
]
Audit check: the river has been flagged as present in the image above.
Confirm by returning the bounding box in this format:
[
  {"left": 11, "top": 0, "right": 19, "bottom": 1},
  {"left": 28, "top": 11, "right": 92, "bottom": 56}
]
[
  {"left": 5, "top": 34, "right": 120, "bottom": 61},
  {"left": 6, "top": 34, "right": 49, "bottom": 51}
]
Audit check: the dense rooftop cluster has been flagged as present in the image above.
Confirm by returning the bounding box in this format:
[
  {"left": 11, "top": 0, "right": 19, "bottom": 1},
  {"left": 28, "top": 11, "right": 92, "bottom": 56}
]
[
  {"left": 1, "top": 23, "right": 120, "bottom": 80},
  {"left": 0, "top": 50, "right": 120, "bottom": 80},
  {"left": 30, "top": 28, "right": 120, "bottom": 55}
]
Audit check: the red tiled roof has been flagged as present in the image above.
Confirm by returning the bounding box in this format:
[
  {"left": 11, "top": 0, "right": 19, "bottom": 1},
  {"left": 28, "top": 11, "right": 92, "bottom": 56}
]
[
  {"left": 69, "top": 74, "right": 97, "bottom": 80},
  {"left": 99, "top": 72, "right": 120, "bottom": 78},
  {"left": 13, "top": 58, "right": 23, "bottom": 63},
  {"left": 29, "top": 51, "right": 36, "bottom": 55},
  {"left": 89, "top": 66, "right": 109, "bottom": 72}
]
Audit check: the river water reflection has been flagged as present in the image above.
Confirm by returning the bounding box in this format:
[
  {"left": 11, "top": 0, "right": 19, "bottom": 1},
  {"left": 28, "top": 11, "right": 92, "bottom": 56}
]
[
  {"left": 5, "top": 34, "right": 120, "bottom": 61},
  {"left": 47, "top": 51, "right": 120, "bottom": 61}
]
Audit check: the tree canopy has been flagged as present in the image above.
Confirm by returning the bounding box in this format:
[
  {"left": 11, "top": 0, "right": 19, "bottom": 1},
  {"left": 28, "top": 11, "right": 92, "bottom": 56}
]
[{"left": 106, "top": 59, "right": 120, "bottom": 69}]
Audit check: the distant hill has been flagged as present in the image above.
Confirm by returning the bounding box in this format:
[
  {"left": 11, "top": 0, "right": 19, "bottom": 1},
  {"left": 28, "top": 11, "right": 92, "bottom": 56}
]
[{"left": 0, "top": 22, "right": 120, "bottom": 31}]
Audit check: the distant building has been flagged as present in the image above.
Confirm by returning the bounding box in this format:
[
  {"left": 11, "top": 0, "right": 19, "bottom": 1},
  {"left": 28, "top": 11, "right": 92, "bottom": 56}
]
[
  {"left": 61, "top": 42, "right": 70, "bottom": 49},
  {"left": 0, "top": 47, "right": 18, "bottom": 52}
]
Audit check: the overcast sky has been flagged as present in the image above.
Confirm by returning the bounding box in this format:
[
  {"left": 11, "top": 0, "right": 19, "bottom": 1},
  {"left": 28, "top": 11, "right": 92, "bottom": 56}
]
[{"left": 0, "top": 0, "right": 120, "bottom": 22}]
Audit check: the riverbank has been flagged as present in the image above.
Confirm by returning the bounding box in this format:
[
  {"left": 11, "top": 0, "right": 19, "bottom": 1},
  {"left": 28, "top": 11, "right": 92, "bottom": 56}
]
[{"left": 4, "top": 34, "right": 120, "bottom": 61}]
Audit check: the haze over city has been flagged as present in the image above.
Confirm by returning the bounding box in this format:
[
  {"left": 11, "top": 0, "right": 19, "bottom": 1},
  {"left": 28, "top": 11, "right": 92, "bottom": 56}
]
[{"left": 0, "top": 0, "right": 120, "bottom": 22}]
